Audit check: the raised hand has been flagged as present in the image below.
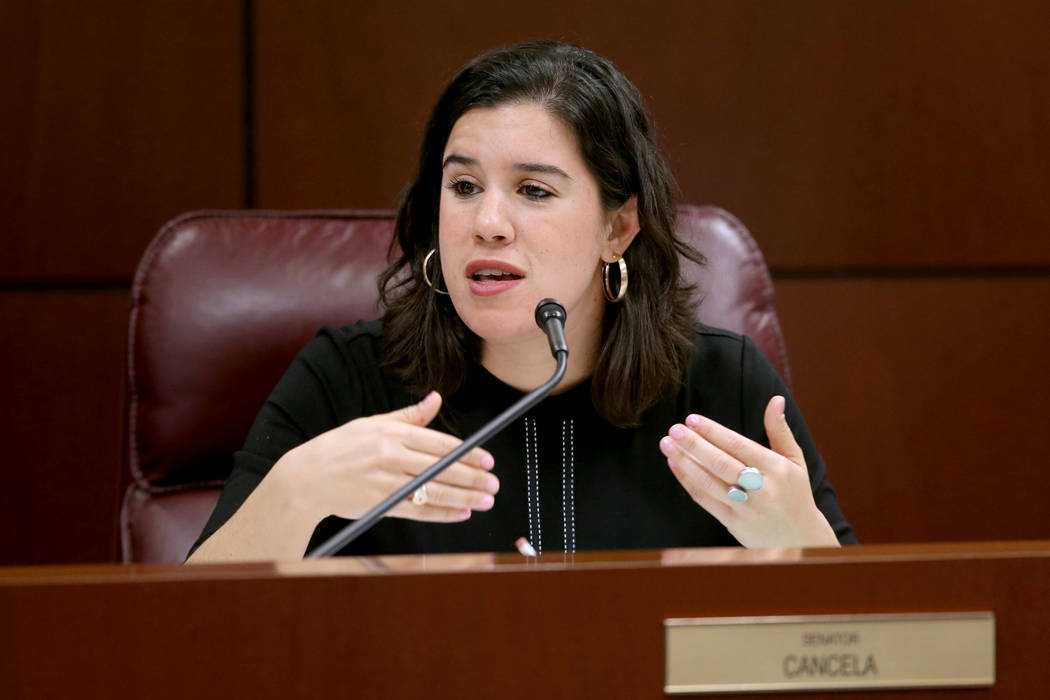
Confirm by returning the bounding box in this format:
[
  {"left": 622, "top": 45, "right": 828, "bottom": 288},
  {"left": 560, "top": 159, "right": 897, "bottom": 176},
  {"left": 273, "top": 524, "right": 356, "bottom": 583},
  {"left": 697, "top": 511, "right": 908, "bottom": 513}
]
[
  {"left": 278, "top": 391, "right": 499, "bottom": 524},
  {"left": 659, "top": 396, "right": 839, "bottom": 548}
]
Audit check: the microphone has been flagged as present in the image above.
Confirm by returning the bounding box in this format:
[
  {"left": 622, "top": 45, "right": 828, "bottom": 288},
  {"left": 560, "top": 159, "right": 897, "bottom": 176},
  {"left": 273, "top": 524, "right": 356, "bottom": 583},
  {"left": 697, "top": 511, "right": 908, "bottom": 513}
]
[
  {"left": 535, "top": 298, "right": 568, "bottom": 357},
  {"left": 307, "top": 299, "right": 569, "bottom": 558}
]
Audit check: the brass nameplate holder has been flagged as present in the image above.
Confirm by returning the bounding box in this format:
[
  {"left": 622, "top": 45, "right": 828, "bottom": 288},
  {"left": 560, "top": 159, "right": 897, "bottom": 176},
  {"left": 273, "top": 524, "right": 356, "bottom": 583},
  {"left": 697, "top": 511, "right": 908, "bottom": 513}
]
[{"left": 665, "top": 612, "right": 994, "bottom": 694}]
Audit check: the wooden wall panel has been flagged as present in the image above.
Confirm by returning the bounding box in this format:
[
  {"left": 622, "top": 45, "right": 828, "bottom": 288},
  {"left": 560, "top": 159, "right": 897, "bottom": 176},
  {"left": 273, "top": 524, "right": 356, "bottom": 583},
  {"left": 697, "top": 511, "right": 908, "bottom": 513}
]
[
  {"left": 254, "top": 1, "right": 599, "bottom": 210},
  {"left": 774, "top": 277, "right": 1050, "bottom": 543},
  {"left": 1, "top": 1, "right": 244, "bottom": 564},
  {"left": 0, "top": 291, "right": 128, "bottom": 564},
  {"left": 254, "top": 0, "right": 1050, "bottom": 269},
  {"left": 0, "top": 0, "right": 244, "bottom": 280}
]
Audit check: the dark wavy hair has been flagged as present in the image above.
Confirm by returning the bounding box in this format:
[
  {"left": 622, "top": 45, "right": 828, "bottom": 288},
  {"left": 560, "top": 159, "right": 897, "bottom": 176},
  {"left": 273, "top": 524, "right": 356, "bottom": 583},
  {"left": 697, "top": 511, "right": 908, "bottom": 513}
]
[{"left": 379, "top": 40, "right": 704, "bottom": 427}]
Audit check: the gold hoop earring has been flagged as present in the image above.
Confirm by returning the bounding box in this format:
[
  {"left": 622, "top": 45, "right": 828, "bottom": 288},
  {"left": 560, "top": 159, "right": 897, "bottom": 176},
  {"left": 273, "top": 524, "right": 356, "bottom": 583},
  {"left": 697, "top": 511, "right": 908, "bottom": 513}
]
[
  {"left": 602, "top": 255, "right": 628, "bottom": 302},
  {"left": 423, "top": 249, "right": 450, "bottom": 296}
]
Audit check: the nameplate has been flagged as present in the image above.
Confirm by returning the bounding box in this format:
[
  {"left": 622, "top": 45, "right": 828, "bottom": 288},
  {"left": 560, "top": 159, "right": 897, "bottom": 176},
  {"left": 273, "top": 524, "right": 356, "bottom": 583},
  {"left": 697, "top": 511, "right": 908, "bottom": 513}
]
[{"left": 664, "top": 612, "right": 994, "bottom": 694}]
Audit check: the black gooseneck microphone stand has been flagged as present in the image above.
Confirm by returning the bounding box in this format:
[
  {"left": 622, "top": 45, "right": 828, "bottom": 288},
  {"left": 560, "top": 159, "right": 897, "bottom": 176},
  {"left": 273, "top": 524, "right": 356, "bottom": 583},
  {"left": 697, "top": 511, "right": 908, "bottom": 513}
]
[{"left": 306, "top": 298, "right": 569, "bottom": 558}]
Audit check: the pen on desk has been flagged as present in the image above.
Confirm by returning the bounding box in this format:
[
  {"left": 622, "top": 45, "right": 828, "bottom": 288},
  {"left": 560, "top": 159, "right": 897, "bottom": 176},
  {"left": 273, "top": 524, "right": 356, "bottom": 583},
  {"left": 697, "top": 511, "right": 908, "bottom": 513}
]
[{"left": 515, "top": 537, "right": 537, "bottom": 557}]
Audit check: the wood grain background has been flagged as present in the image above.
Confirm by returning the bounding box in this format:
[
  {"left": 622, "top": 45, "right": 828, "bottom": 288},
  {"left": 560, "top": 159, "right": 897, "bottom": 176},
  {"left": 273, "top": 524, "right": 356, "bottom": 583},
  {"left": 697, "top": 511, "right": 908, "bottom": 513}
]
[{"left": 3, "top": 0, "right": 1048, "bottom": 563}]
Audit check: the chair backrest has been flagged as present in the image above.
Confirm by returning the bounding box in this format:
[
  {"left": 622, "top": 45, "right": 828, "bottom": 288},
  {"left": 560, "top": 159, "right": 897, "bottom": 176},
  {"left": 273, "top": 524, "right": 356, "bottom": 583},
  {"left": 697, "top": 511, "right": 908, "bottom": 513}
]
[{"left": 121, "top": 206, "right": 790, "bottom": 562}]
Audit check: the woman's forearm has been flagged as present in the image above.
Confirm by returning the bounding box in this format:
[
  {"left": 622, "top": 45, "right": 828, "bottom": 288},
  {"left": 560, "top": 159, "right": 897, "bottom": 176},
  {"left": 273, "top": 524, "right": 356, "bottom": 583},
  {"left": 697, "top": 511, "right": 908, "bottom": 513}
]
[{"left": 185, "top": 458, "right": 321, "bottom": 563}]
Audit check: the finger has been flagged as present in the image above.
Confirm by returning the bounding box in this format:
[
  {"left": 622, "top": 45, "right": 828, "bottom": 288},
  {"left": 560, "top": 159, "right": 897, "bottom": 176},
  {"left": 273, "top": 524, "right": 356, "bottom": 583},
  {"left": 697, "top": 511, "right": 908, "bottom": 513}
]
[
  {"left": 396, "top": 453, "right": 499, "bottom": 494},
  {"left": 659, "top": 436, "right": 738, "bottom": 520},
  {"left": 422, "top": 480, "right": 496, "bottom": 511},
  {"left": 667, "top": 423, "right": 747, "bottom": 488},
  {"left": 764, "top": 396, "right": 805, "bottom": 468},
  {"left": 391, "top": 479, "right": 495, "bottom": 516},
  {"left": 683, "top": 413, "right": 772, "bottom": 470},
  {"left": 425, "top": 462, "right": 500, "bottom": 495},
  {"left": 385, "top": 390, "right": 443, "bottom": 427},
  {"left": 367, "top": 394, "right": 495, "bottom": 470},
  {"left": 389, "top": 501, "right": 474, "bottom": 523},
  {"left": 395, "top": 425, "right": 495, "bottom": 471}
]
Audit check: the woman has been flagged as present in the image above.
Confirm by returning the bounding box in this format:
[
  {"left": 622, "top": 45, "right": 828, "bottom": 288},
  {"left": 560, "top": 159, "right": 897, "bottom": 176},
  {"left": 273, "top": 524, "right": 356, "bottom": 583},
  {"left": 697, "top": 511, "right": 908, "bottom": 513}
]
[{"left": 188, "top": 41, "right": 854, "bottom": 562}]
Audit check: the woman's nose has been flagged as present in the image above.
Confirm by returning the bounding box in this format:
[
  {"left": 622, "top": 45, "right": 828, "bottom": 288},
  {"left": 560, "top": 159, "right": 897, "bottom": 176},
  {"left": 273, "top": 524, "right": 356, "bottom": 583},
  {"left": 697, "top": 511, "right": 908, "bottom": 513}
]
[{"left": 474, "top": 192, "right": 515, "bottom": 243}]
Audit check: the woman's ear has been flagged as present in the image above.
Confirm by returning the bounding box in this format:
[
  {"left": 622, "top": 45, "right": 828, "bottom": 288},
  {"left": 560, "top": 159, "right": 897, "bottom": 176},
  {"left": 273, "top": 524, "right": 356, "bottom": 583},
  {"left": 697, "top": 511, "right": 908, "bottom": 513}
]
[{"left": 605, "top": 194, "right": 641, "bottom": 258}]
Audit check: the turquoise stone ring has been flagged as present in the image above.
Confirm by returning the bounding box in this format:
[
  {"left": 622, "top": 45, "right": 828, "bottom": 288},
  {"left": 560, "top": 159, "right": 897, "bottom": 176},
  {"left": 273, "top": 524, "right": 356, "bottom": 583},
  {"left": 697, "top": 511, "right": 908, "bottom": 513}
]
[
  {"left": 738, "top": 467, "right": 764, "bottom": 491},
  {"left": 727, "top": 486, "right": 749, "bottom": 503}
]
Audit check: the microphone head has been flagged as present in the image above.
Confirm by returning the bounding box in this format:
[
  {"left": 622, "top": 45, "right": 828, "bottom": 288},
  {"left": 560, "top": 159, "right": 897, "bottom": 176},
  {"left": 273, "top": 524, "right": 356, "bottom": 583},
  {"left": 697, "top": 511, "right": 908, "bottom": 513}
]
[{"left": 534, "top": 298, "right": 566, "bottom": 328}]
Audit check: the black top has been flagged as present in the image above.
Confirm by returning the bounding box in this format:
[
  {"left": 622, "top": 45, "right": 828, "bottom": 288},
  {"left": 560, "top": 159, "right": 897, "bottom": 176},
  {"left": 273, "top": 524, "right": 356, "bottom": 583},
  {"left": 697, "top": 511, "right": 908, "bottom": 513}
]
[{"left": 192, "top": 321, "right": 855, "bottom": 557}]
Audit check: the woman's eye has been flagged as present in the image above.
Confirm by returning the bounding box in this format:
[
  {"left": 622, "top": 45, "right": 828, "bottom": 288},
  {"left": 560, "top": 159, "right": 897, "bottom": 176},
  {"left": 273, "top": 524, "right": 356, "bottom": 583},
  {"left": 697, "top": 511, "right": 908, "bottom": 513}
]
[
  {"left": 446, "top": 179, "right": 480, "bottom": 197},
  {"left": 520, "top": 184, "right": 551, "bottom": 200}
]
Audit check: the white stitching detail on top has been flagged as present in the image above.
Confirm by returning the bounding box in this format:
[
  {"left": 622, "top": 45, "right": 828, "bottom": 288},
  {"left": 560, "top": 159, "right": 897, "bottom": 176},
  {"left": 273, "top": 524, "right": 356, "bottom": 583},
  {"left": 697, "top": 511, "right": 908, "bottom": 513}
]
[
  {"left": 567, "top": 419, "right": 576, "bottom": 553},
  {"left": 533, "top": 417, "right": 542, "bottom": 554},
  {"left": 524, "top": 416, "right": 542, "bottom": 555},
  {"left": 562, "top": 420, "right": 568, "bottom": 553},
  {"left": 561, "top": 418, "right": 577, "bottom": 554},
  {"left": 524, "top": 417, "right": 535, "bottom": 551}
]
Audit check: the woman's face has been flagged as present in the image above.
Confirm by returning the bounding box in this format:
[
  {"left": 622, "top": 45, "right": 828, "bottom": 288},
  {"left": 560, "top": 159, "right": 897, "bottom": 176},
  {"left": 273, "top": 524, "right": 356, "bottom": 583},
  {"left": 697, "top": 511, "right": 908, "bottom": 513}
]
[{"left": 438, "top": 102, "right": 637, "bottom": 351}]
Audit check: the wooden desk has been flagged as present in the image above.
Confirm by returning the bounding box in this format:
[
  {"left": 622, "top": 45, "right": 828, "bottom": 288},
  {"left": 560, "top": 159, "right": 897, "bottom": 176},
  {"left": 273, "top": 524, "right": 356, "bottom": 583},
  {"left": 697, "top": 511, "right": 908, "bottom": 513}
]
[{"left": 2, "top": 542, "right": 1047, "bottom": 698}]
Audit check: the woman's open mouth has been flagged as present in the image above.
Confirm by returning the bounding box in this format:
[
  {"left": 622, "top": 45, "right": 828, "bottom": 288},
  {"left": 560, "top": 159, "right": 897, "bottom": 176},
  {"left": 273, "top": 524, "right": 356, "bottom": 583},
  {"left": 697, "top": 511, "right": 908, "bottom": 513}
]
[
  {"left": 471, "top": 269, "right": 523, "bottom": 282},
  {"left": 466, "top": 261, "right": 525, "bottom": 296}
]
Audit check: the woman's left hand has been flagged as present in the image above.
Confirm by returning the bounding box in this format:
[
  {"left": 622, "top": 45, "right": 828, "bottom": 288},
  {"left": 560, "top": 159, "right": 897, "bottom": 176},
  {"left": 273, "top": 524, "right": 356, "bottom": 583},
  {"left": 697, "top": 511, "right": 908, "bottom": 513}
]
[{"left": 658, "top": 395, "right": 840, "bottom": 548}]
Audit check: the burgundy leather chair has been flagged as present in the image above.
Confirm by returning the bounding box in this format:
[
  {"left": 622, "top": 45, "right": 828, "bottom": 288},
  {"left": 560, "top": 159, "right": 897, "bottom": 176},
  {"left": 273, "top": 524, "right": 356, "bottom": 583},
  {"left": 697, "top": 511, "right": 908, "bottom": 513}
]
[{"left": 121, "top": 206, "right": 790, "bottom": 563}]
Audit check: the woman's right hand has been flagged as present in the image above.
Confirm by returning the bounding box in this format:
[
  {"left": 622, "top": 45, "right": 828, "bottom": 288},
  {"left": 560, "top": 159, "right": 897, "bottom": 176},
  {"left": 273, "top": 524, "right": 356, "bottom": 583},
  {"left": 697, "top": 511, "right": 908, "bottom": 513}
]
[{"left": 273, "top": 391, "right": 499, "bottom": 524}]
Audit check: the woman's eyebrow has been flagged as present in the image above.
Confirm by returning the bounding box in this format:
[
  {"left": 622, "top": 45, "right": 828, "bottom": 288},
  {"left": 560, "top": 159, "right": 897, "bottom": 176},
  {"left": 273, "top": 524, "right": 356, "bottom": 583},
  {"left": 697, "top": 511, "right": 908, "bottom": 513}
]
[
  {"left": 442, "top": 154, "right": 477, "bottom": 169},
  {"left": 515, "top": 162, "right": 572, "bottom": 179},
  {"left": 441, "top": 154, "right": 571, "bottom": 180}
]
